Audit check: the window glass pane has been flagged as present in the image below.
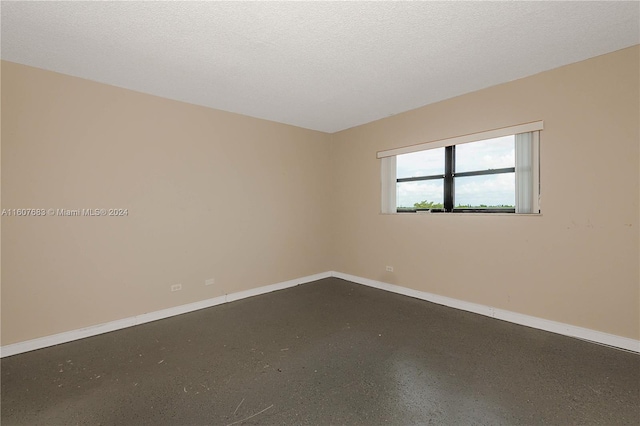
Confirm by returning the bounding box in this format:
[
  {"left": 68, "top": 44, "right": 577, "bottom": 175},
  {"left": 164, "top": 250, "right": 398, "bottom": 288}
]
[
  {"left": 397, "top": 180, "right": 444, "bottom": 209},
  {"left": 454, "top": 173, "right": 515, "bottom": 209},
  {"left": 455, "top": 135, "right": 514, "bottom": 173},
  {"left": 397, "top": 148, "right": 445, "bottom": 179}
]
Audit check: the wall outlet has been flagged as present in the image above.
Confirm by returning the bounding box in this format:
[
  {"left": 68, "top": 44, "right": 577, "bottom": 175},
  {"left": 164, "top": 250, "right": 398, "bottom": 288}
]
[
  {"left": 205, "top": 278, "right": 215, "bottom": 286},
  {"left": 171, "top": 284, "right": 182, "bottom": 292},
  {"left": 386, "top": 266, "right": 394, "bottom": 272}
]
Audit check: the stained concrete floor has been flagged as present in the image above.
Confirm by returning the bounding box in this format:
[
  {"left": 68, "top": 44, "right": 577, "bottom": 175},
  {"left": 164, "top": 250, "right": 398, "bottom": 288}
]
[{"left": 1, "top": 278, "right": 639, "bottom": 425}]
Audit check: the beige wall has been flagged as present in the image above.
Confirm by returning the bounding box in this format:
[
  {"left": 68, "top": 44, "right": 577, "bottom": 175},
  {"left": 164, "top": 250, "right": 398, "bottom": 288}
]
[
  {"left": 2, "top": 45, "right": 639, "bottom": 346},
  {"left": 1, "top": 61, "right": 333, "bottom": 345},
  {"left": 331, "top": 45, "right": 639, "bottom": 340}
]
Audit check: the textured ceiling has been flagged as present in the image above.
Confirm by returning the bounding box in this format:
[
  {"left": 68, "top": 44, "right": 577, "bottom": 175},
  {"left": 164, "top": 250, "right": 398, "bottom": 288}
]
[{"left": 2, "top": 1, "right": 639, "bottom": 133}]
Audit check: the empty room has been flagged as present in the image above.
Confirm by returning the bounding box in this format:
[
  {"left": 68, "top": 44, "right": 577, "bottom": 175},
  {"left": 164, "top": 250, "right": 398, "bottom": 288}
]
[{"left": 1, "top": 1, "right": 639, "bottom": 425}]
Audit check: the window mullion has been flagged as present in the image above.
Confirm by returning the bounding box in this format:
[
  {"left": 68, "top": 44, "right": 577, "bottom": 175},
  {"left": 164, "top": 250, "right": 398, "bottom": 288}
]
[
  {"left": 454, "top": 167, "right": 515, "bottom": 178},
  {"left": 444, "top": 146, "right": 454, "bottom": 212}
]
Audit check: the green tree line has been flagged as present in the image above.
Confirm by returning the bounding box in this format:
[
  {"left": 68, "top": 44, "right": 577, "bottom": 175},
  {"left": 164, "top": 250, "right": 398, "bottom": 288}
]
[{"left": 412, "top": 200, "right": 514, "bottom": 209}]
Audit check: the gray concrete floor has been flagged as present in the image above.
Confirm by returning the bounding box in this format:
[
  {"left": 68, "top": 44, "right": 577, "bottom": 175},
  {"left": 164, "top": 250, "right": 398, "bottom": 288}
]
[{"left": 1, "top": 278, "right": 639, "bottom": 425}]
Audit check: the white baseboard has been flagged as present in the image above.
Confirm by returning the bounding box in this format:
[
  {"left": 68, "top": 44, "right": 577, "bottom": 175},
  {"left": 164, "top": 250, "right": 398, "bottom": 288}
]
[
  {"left": 3, "top": 270, "right": 637, "bottom": 357},
  {"left": 0, "top": 271, "right": 332, "bottom": 358},
  {"left": 331, "top": 271, "right": 640, "bottom": 353}
]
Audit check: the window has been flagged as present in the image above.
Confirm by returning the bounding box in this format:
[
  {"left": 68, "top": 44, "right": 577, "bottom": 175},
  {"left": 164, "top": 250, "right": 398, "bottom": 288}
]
[{"left": 380, "top": 122, "right": 541, "bottom": 214}]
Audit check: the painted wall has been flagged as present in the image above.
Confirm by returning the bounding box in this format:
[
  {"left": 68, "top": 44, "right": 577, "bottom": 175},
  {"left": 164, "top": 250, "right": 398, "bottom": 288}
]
[
  {"left": 2, "top": 46, "right": 638, "bottom": 347},
  {"left": 331, "top": 46, "right": 639, "bottom": 340},
  {"left": 1, "top": 61, "right": 333, "bottom": 345}
]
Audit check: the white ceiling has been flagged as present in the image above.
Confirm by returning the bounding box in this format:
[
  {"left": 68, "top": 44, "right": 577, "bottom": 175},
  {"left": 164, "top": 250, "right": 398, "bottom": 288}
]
[{"left": 2, "top": 1, "right": 639, "bottom": 133}]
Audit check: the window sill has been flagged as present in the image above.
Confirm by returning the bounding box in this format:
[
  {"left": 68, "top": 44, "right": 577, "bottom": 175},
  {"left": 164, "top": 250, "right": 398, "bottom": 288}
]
[{"left": 381, "top": 212, "right": 542, "bottom": 217}]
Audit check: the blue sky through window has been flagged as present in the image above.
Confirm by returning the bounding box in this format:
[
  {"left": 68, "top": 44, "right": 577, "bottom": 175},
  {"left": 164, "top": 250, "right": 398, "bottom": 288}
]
[{"left": 396, "top": 136, "right": 515, "bottom": 208}]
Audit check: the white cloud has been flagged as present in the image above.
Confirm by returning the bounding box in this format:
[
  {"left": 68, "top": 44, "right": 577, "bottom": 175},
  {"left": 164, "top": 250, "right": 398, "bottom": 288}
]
[
  {"left": 397, "top": 148, "right": 444, "bottom": 179},
  {"left": 397, "top": 180, "right": 443, "bottom": 207},
  {"left": 455, "top": 173, "right": 514, "bottom": 206},
  {"left": 456, "top": 135, "right": 514, "bottom": 173}
]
